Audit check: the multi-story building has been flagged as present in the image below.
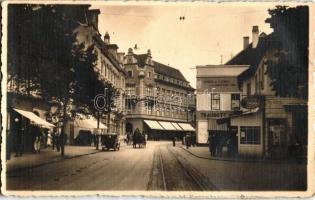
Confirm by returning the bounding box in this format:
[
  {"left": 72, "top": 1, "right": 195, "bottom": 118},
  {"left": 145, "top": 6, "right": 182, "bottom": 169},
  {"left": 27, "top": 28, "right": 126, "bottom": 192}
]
[
  {"left": 195, "top": 65, "right": 248, "bottom": 144},
  {"left": 224, "top": 26, "right": 307, "bottom": 158},
  {"left": 66, "top": 8, "right": 127, "bottom": 143},
  {"left": 124, "top": 48, "right": 195, "bottom": 139}
]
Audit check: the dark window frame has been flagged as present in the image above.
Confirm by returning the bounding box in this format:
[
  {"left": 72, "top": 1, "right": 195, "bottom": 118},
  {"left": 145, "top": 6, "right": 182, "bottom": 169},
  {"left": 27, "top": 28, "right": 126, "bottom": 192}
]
[
  {"left": 231, "top": 93, "right": 240, "bottom": 110},
  {"left": 211, "top": 93, "right": 220, "bottom": 110},
  {"left": 240, "top": 126, "right": 261, "bottom": 144}
]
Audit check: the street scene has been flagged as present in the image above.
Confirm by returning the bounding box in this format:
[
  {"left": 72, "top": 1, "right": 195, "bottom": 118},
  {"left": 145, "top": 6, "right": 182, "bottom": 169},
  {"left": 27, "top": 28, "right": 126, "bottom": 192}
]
[
  {"left": 3, "top": 3, "right": 309, "bottom": 192},
  {"left": 7, "top": 141, "right": 306, "bottom": 190}
]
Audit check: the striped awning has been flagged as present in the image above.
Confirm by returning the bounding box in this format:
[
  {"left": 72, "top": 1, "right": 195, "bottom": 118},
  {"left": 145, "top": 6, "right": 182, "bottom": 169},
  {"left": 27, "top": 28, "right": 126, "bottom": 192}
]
[
  {"left": 75, "top": 117, "right": 107, "bottom": 130},
  {"left": 144, "top": 120, "right": 164, "bottom": 130},
  {"left": 171, "top": 122, "right": 183, "bottom": 131},
  {"left": 177, "top": 123, "right": 195, "bottom": 131},
  {"left": 158, "top": 121, "right": 177, "bottom": 131},
  {"left": 14, "top": 108, "right": 55, "bottom": 128}
]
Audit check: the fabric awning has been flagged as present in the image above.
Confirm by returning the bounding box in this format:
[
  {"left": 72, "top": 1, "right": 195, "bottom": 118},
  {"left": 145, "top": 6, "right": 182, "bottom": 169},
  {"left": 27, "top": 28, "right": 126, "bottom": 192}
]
[
  {"left": 177, "top": 123, "right": 195, "bottom": 131},
  {"left": 75, "top": 117, "right": 107, "bottom": 130},
  {"left": 14, "top": 108, "right": 55, "bottom": 128},
  {"left": 144, "top": 120, "right": 164, "bottom": 130},
  {"left": 158, "top": 121, "right": 177, "bottom": 131},
  {"left": 171, "top": 122, "right": 183, "bottom": 131}
]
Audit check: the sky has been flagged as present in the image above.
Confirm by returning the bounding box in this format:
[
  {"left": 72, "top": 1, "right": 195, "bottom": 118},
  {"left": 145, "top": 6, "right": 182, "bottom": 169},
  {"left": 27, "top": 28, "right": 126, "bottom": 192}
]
[{"left": 91, "top": 3, "right": 279, "bottom": 88}]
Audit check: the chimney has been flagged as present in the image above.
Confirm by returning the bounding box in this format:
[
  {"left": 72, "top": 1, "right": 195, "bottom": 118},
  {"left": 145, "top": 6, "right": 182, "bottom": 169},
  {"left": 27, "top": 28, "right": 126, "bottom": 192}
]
[
  {"left": 252, "top": 26, "right": 259, "bottom": 48},
  {"left": 243, "top": 36, "right": 249, "bottom": 49}
]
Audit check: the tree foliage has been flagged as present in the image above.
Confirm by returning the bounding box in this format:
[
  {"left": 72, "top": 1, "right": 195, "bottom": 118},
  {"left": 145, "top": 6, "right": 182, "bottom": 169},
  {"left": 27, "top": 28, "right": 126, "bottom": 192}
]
[
  {"left": 265, "top": 6, "right": 308, "bottom": 99},
  {"left": 8, "top": 4, "right": 117, "bottom": 154}
]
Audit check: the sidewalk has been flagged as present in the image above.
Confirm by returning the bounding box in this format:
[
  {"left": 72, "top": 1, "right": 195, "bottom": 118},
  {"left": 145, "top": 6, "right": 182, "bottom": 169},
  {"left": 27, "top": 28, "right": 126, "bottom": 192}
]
[
  {"left": 179, "top": 144, "right": 305, "bottom": 164},
  {"left": 6, "top": 146, "right": 101, "bottom": 173}
]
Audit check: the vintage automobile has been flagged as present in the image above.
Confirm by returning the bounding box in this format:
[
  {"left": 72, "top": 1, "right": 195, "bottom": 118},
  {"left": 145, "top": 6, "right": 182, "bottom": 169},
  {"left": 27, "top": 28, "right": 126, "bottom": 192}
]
[{"left": 101, "top": 133, "right": 120, "bottom": 151}]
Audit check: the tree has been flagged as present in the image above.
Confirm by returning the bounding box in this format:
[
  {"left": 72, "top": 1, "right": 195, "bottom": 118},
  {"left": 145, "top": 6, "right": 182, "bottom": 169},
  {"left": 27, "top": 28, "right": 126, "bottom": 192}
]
[
  {"left": 265, "top": 6, "right": 308, "bottom": 99},
  {"left": 8, "top": 4, "right": 108, "bottom": 155}
]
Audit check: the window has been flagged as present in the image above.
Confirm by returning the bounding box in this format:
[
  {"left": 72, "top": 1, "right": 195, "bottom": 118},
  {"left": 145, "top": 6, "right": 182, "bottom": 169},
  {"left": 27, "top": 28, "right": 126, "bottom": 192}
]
[
  {"left": 211, "top": 93, "right": 220, "bottom": 110},
  {"left": 127, "top": 70, "right": 133, "bottom": 78},
  {"left": 126, "top": 87, "right": 136, "bottom": 96},
  {"left": 240, "top": 126, "right": 261, "bottom": 144},
  {"left": 246, "top": 83, "right": 251, "bottom": 96},
  {"left": 148, "top": 72, "right": 151, "bottom": 78},
  {"left": 231, "top": 94, "right": 240, "bottom": 110},
  {"left": 146, "top": 87, "right": 153, "bottom": 96}
]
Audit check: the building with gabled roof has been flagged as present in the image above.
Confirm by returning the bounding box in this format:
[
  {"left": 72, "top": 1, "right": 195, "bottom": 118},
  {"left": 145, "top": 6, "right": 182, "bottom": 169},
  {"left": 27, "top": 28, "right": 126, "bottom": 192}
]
[
  {"left": 222, "top": 26, "right": 307, "bottom": 158},
  {"left": 124, "top": 48, "right": 196, "bottom": 140}
]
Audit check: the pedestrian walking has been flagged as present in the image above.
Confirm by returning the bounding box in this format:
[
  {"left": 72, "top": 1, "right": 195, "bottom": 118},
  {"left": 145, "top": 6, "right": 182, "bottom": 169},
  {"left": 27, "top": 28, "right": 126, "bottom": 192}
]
[
  {"left": 172, "top": 136, "right": 176, "bottom": 147},
  {"left": 207, "top": 133, "right": 211, "bottom": 153},
  {"left": 185, "top": 133, "right": 191, "bottom": 149},
  {"left": 47, "top": 130, "right": 52, "bottom": 147},
  {"left": 211, "top": 133, "right": 217, "bottom": 157},
  {"left": 33, "top": 126, "right": 42, "bottom": 153},
  {"left": 216, "top": 134, "right": 224, "bottom": 157}
]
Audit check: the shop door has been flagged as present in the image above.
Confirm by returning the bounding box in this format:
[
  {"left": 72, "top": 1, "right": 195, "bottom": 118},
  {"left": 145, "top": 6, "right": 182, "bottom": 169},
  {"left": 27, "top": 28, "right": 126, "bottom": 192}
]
[
  {"left": 268, "top": 119, "right": 286, "bottom": 158},
  {"left": 230, "top": 126, "right": 238, "bottom": 155}
]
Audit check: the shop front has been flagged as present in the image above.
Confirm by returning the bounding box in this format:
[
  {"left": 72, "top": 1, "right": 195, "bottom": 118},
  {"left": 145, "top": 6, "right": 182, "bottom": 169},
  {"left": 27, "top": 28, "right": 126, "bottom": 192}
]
[
  {"left": 230, "top": 109, "right": 264, "bottom": 157},
  {"left": 66, "top": 116, "right": 107, "bottom": 146},
  {"left": 143, "top": 120, "right": 195, "bottom": 140},
  {"left": 196, "top": 111, "right": 231, "bottom": 144}
]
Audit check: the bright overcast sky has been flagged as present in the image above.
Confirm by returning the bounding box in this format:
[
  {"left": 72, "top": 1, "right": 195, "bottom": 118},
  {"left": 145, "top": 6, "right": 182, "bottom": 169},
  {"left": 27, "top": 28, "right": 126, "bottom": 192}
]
[{"left": 91, "top": 3, "right": 290, "bottom": 88}]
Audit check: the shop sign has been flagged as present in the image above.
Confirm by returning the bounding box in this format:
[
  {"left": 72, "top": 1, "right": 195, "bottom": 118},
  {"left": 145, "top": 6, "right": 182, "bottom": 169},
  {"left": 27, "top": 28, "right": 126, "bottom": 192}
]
[
  {"left": 197, "top": 112, "right": 230, "bottom": 119},
  {"left": 241, "top": 96, "right": 261, "bottom": 109}
]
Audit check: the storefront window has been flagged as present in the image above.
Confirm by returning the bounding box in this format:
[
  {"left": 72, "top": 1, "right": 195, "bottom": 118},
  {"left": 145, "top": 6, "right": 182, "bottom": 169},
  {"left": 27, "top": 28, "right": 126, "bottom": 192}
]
[
  {"left": 211, "top": 93, "right": 220, "bottom": 110},
  {"left": 240, "top": 126, "right": 260, "bottom": 144}
]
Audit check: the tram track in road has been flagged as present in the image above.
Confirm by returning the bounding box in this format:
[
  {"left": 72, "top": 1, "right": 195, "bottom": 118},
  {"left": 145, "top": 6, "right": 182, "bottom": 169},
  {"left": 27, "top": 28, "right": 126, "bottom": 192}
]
[
  {"left": 166, "top": 145, "right": 218, "bottom": 191},
  {"left": 149, "top": 144, "right": 216, "bottom": 191},
  {"left": 158, "top": 146, "right": 167, "bottom": 191}
]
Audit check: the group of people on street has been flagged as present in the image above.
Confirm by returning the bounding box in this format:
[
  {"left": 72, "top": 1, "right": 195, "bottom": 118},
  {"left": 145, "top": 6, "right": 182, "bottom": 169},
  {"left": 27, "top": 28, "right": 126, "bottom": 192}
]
[
  {"left": 207, "top": 132, "right": 225, "bottom": 157},
  {"left": 14, "top": 124, "right": 65, "bottom": 157},
  {"left": 33, "top": 127, "right": 66, "bottom": 153},
  {"left": 184, "top": 133, "right": 196, "bottom": 149}
]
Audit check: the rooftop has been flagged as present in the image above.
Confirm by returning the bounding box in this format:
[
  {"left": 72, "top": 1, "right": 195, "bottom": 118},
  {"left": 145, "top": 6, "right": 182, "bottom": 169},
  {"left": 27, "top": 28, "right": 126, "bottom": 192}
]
[
  {"left": 225, "top": 33, "right": 278, "bottom": 82},
  {"left": 196, "top": 65, "right": 249, "bottom": 78}
]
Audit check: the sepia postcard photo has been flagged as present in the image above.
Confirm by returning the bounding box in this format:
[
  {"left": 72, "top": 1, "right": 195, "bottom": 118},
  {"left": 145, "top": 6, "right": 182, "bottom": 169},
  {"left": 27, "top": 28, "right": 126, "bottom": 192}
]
[{"left": 1, "top": 1, "right": 314, "bottom": 197}]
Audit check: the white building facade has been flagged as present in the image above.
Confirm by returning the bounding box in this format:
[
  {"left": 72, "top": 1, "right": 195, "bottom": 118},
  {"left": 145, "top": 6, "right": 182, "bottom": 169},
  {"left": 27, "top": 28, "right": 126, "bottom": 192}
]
[{"left": 196, "top": 65, "right": 248, "bottom": 144}]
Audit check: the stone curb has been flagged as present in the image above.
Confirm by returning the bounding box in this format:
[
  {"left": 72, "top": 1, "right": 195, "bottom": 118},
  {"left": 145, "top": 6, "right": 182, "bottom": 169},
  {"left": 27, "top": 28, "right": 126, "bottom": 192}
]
[
  {"left": 7, "top": 145, "right": 130, "bottom": 174},
  {"left": 179, "top": 146, "right": 304, "bottom": 164}
]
